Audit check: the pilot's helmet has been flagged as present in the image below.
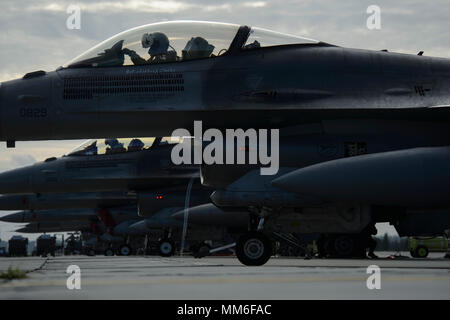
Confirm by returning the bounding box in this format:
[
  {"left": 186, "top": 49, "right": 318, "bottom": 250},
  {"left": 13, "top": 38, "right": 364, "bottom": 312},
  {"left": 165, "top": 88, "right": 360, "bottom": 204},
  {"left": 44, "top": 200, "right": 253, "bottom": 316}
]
[
  {"left": 105, "top": 138, "right": 124, "bottom": 150},
  {"left": 141, "top": 32, "right": 169, "bottom": 55},
  {"left": 128, "top": 138, "right": 145, "bottom": 151}
]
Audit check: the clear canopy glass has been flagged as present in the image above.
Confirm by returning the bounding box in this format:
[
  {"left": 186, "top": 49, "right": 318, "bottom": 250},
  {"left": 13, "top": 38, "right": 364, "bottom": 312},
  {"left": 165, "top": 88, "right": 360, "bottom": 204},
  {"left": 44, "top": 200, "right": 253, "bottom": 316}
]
[
  {"left": 67, "top": 137, "right": 183, "bottom": 156},
  {"left": 65, "top": 21, "right": 240, "bottom": 68},
  {"left": 64, "top": 21, "right": 319, "bottom": 68},
  {"left": 243, "top": 27, "right": 318, "bottom": 50}
]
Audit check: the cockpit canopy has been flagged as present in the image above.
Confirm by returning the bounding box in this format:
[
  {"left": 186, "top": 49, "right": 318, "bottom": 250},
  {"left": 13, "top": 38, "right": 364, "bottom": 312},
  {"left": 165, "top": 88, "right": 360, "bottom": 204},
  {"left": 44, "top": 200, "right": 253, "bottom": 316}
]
[
  {"left": 68, "top": 137, "right": 184, "bottom": 156},
  {"left": 65, "top": 21, "right": 318, "bottom": 68}
]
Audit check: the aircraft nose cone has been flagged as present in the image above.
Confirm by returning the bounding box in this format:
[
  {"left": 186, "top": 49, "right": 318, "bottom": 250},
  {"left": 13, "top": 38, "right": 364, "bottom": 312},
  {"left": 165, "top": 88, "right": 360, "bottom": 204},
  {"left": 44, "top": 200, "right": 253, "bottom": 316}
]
[
  {"left": 0, "top": 211, "right": 28, "bottom": 223},
  {"left": 0, "top": 167, "right": 33, "bottom": 194}
]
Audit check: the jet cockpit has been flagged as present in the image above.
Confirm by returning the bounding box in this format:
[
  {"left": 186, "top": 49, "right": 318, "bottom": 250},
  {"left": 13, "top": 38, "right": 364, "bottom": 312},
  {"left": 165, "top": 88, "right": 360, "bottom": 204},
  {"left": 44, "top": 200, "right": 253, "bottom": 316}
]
[
  {"left": 64, "top": 21, "right": 318, "bottom": 68},
  {"left": 67, "top": 136, "right": 184, "bottom": 156}
]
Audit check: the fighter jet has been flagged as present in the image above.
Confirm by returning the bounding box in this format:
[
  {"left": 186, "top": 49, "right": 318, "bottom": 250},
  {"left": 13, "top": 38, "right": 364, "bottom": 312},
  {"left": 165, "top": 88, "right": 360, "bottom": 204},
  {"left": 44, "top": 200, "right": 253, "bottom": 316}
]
[
  {"left": 2, "top": 131, "right": 450, "bottom": 263},
  {"left": 0, "top": 206, "right": 106, "bottom": 235},
  {"left": 0, "top": 136, "right": 197, "bottom": 195},
  {"left": 0, "top": 205, "right": 144, "bottom": 255},
  {"left": 0, "top": 20, "right": 449, "bottom": 144},
  {"left": 0, "top": 207, "right": 98, "bottom": 223},
  {"left": 16, "top": 220, "right": 103, "bottom": 234},
  {"left": 0, "top": 137, "right": 211, "bottom": 219},
  {"left": 200, "top": 128, "right": 450, "bottom": 264}
]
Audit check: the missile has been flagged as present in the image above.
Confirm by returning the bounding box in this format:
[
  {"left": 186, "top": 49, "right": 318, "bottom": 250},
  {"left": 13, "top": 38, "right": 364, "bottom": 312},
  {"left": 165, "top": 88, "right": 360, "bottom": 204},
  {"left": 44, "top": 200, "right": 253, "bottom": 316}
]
[
  {"left": 0, "top": 192, "right": 136, "bottom": 211},
  {"left": 208, "top": 167, "right": 323, "bottom": 208},
  {"left": 16, "top": 220, "right": 92, "bottom": 233},
  {"left": 0, "top": 208, "right": 98, "bottom": 223},
  {"left": 272, "top": 147, "right": 450, "bottom": 207}
]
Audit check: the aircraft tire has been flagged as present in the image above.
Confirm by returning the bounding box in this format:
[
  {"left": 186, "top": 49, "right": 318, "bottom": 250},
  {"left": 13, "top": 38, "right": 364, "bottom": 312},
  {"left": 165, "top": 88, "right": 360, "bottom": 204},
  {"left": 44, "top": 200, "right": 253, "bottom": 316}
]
[
  {"left": 236, "top": 232, "right": 272, "bottom": 266},
  {"left": 104, "top": 248, "right": 114, "bottom": 256},
  {"left": 119, "top": 244, "right": 132, "bottom": 256},
  {"left": 159, "top": 239, "right": 175, "bottom": 257},
  {"left": 332, "top": 235, "right": 355, "bottom": 258}
]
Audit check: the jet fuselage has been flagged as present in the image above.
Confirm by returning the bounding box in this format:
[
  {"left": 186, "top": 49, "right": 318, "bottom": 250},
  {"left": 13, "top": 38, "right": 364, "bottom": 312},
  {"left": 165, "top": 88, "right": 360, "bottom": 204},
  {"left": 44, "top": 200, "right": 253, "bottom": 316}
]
[{"left": 1, "top": 44, "right": 450, "bottom": 142}]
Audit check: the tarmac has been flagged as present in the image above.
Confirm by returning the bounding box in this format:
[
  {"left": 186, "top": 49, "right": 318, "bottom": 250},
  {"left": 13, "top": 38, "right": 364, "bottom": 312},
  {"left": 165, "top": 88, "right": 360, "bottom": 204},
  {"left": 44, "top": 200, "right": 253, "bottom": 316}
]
[{"left": 0, "top": 252, "right": 449, "bottom": 299}]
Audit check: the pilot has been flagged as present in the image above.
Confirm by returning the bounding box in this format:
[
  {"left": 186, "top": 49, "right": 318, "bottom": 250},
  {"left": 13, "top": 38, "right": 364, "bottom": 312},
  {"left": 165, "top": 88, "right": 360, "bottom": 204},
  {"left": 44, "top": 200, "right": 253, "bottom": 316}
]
[
  {"left": 127, "top": 138, "right": 145, "bottom": 152},
  {"left": 105, "top": 138, "right": 126, "bottom": 154},
  {"left": 122, "top": 32, "right": 177, "bottom": 65}
]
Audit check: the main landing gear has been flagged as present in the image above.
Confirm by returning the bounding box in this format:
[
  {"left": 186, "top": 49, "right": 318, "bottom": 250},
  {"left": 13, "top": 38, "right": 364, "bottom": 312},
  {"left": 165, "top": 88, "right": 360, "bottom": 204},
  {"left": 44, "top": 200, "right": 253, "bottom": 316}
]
[
  {"left": 236, "top": 214, "right": 273, "bottom": 266},
  {"left": 158, "top": 229, "right": 175, "bottom": 257}
]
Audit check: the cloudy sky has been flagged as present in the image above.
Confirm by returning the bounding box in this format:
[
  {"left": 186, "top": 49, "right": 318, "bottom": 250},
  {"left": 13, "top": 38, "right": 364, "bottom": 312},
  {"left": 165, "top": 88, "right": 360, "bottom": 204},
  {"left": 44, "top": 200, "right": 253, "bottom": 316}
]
[{"left": 1, "top": 0, "right": 447, "bottom": 239}]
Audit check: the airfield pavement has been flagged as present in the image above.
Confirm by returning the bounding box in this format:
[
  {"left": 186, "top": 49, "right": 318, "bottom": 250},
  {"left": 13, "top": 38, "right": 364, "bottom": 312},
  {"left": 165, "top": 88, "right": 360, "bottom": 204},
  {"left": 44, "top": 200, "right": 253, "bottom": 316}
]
[{"left": 0, "top": 252, "right": 449, "bottom": 299}]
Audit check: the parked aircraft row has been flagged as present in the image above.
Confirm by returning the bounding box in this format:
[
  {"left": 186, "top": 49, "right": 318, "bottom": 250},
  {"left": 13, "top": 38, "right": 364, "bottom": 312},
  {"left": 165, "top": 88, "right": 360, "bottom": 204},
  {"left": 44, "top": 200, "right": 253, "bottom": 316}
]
[{"left": 0, "top": 21, "right": 449, "bottom": 265}]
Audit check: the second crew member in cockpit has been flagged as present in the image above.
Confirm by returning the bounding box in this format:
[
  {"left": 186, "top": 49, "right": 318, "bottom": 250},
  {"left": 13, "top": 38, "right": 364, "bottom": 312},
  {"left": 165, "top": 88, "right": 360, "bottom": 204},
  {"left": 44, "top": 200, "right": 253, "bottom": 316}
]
[
  {"left": 105, "top": 138, "right": 126, "bottom": 154},
  {"left": 122, "top": 32, "right": 177, "bottom": 65},
  {"left": 127, "top": 138, "right": 145, "bottom": 152}
]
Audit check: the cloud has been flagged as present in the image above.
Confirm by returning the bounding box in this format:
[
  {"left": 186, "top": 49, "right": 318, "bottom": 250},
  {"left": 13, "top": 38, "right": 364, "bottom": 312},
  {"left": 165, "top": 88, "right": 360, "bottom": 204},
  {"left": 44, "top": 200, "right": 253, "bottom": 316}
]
[
  {"left": 242, "top": 2, "right": 266, "bottom": 8},
  {"left": 10, "top": 154, "right": 36, "bottom": 167},
  {"left": 28, "top": 1, "right": 193, "bottom": 14}
]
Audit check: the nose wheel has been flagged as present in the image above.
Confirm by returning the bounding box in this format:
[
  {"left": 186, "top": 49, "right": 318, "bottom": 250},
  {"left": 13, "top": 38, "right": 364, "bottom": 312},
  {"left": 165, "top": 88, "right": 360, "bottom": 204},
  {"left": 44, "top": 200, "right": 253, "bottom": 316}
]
[{"left": 236, "top": 232, "right": 272, "bottom": 266}]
